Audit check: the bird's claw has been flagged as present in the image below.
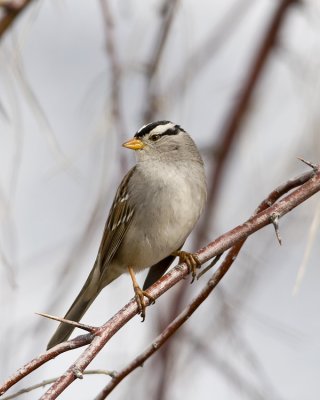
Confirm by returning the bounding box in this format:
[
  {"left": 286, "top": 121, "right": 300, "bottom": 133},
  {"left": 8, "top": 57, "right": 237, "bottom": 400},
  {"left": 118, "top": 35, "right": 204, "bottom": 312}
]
[
  {"left": 172, "top": 250, "right": 201, "bottom": 283},
  {"left": 133, "top": 285, "right": 155, "bottom": 322}
]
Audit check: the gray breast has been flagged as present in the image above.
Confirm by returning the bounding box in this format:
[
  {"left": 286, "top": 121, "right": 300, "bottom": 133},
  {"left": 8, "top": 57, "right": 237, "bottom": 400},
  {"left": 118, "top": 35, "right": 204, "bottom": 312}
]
[{"left": 118, "top": 160, "right": 206, "bottom": 269}]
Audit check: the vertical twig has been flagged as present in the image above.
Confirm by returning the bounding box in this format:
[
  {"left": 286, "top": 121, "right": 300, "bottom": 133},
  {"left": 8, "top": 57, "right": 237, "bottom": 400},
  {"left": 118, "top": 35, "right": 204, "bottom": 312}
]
[
  {"left": 143, "top": 0, "right": 179, "bottom": 122},
  {"left": 99, "top": 0, "right": 127, "bottom": 170}
]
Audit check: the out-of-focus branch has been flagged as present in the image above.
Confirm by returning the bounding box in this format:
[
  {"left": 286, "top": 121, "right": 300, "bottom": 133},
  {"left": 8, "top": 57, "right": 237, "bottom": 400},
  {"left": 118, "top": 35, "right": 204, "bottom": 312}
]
[
  {"left": 187, "top": 333, "right": 267, "bottom": 400},
  {"left": 1, "top": 370, "right": 115, "bottom": 400},
  {"left": 0, "top": 0, "right": 34, "bottom": 39},
  {"left": 167, "top": 0, "right": 253, "bottom": 96},
  {"left": 100, "top": 0, "right": 122, "bottom": 123},
  {"left": 0, "top": 164, "right": 318, "bottom": 399},
  {"left": 293, "top": 199, "right": 320, "bottom": 294},
  {"left": 99, "top": 0, "right": 127, "bottom": 170},
  {"left": 143, "top": 0, "right": 179, "bottom": 121},
  {"left": 0, "top": 336, "right": 91, "bottom": 397}
]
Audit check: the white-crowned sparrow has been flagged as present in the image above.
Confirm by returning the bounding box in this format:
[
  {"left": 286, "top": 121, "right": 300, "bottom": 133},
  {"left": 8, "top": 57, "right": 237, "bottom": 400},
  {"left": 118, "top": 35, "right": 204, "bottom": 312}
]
[{"left": 47, "top": 121, "right": 207, "bottom": 349}]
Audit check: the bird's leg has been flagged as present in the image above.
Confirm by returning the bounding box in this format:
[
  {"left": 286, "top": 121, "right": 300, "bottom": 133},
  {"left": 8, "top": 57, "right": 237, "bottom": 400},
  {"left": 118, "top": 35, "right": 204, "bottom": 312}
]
[
  {"left": 128, "top": 266, "right": 155, "bottom": 321},
  {"left": 172, "top": 250, "right": 201, "bottom": 283}
]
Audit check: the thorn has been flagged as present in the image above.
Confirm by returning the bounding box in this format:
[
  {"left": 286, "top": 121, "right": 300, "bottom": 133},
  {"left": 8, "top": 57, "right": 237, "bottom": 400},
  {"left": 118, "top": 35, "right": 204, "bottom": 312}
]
[
  {"left": 297, "top": 157, "right": 318, "bottom": 171},
  {"left": 270, "top": 213, "right": 282, "bottom": 245},
  {"left": 197, "top": 253, "right": 222, "bottom": 279},
  {"left": 73, "top": 367, "right": 83, "bottom": 379},
  {"left": 36, "top": 312, "right": 97, "bottom": 333}
]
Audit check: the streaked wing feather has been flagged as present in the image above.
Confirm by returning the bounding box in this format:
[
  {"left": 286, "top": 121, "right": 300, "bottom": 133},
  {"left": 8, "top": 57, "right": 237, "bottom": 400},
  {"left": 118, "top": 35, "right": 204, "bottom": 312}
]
[{"left": 97, "top": 168, "right": 135, "bottom": 272}]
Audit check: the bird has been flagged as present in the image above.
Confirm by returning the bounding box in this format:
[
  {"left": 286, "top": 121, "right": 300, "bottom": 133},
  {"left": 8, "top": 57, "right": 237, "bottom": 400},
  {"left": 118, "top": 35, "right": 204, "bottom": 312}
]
[{"left": 47, "top": 120, "right": 207, "bottom": 349}]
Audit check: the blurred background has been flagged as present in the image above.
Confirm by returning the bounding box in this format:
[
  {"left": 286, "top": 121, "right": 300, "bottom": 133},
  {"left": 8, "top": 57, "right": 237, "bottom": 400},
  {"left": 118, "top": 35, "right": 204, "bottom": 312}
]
[{"left": 0, "top": 0, "right": 319, "bottom": 399}]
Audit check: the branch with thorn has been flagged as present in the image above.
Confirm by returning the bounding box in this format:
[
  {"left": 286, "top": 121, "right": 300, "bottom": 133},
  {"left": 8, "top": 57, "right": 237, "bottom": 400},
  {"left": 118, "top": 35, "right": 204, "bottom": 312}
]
[{"left": 0, "top": 161, "right": 319, "bottom": 399}]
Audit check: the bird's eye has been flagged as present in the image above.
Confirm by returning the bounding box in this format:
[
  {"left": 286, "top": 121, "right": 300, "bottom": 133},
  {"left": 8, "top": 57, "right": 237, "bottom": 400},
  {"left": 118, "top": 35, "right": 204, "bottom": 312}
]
[{"left": 150, "top": 134, "right": 161, "bottom": 141}]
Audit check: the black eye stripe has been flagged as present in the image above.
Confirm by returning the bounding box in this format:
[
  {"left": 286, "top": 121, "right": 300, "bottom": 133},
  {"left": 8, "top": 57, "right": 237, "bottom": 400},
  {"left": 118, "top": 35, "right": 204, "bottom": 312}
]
[
  {"left": 155, "top": 125, "right": 185, "bottom": 137},
  {"left": 167, "top": 125, "right": 185, "bottom": 135}
]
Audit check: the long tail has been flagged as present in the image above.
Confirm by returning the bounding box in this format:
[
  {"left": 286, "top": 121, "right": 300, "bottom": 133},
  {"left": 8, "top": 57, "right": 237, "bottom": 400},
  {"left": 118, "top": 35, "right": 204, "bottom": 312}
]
[{"left": 47, "top": 263, "right": 114, "bottom": 349}]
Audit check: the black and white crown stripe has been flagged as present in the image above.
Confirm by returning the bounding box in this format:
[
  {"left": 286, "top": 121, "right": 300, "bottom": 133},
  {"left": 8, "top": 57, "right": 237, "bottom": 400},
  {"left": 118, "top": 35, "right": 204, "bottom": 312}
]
[{"left": 134, "top": 120, "right": 185, "bottom": 139}]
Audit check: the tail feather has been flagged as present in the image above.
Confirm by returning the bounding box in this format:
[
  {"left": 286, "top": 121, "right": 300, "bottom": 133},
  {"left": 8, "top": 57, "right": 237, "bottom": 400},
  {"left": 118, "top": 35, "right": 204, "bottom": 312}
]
[
  {"left": 47, "top": 261, "right": 123, "bottom": 350},
  {"left": 46, "top": 263, "right": 115, "bottom": 350},
  {"left": 46, "top": 286, "right": 99, "bottom": 349}
]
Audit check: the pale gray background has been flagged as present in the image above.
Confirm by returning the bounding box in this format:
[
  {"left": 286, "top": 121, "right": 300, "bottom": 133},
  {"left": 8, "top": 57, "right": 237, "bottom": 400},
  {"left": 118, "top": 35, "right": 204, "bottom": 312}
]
[{"left": 0, "top": 1, "right": 319, "bottom": 399}]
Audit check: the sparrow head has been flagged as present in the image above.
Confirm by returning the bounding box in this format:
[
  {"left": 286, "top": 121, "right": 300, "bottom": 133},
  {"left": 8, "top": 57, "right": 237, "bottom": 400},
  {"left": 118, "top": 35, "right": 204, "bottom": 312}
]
[{"left": 122, "top": 121, "right": 200, "bottom": 163}]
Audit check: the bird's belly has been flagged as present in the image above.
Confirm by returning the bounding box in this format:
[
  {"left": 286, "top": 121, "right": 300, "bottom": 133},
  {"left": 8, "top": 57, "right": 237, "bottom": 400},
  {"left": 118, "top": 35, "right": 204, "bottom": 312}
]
[{"left": 118, "top": 184, "right": 202, "bottom": 270}]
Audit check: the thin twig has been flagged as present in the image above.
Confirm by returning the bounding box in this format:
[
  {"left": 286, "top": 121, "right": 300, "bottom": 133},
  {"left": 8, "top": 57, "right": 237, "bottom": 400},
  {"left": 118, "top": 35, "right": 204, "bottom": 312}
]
[
  {"left": 1, "top": 370, "right": 115, "bottom": 400},
  {"left": 143, "top": 0, "right": 179, "bottom": 122},
  {"left": 0, "top": 336, "right": 91, "bottom": 396},
  {"left": 99, "top": 0, "right": 127, "bottom": 170}
]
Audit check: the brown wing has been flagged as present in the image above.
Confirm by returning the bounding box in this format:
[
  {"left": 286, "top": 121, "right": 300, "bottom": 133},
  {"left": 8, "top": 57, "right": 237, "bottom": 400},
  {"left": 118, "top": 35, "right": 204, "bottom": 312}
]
[{"left": 96, "top": 167, "right": 135, "bottom": 273}]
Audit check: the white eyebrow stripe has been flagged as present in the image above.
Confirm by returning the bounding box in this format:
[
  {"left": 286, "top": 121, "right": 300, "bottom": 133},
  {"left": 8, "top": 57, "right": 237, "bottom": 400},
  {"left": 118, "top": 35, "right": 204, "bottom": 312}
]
[{"left": 151, "top": 122, "right": 175, "bottom": 135}]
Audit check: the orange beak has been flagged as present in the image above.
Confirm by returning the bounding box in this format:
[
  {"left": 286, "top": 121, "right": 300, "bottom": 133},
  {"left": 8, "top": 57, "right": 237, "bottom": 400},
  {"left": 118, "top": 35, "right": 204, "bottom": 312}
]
[{"left": 122, "top": 138, "right": 144, "bottom": 150}]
